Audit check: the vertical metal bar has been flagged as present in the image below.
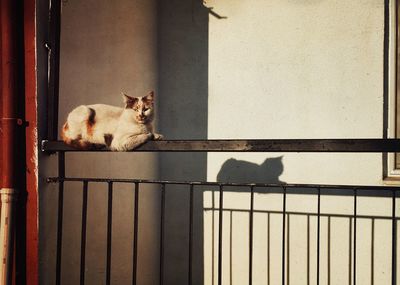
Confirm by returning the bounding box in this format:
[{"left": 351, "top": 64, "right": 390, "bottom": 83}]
[
  {"left": 267, "top": 213, "right": 270, "bottom": 285},
  {"left": 317, "top": 187, "right": 321, "bottom": 285},
  {"left": 392, "top": 189, "right": 397, "bottom": 285},
  {"left": 132, "top": 182, "right": 139, "bottom": 285},
  {"left": 353, "top": 188, "right": 357, "bottom": 285},
  {"left": 307, "top": 215, "right": 310, "bottom": 285},
  {"left": 249, "top": 185, "right": 254, "bottom": 285},
  {"left": 230, "top": 211, "right": 233, "bottom": 285},
  {"left": 106, "top": 182, "right": 113, "bottom": 285},
  {"left": 188, "top": 184, "right": 194, "bottom": 285},
  {"left": 55, "top": 151, "right": 65, "bottom": 285},
  {"left": 282, "top": 187, "right": 287, "bottom": 285},
  {"left": 348, "top": 218, "right": 352, "bottom": 285},
  {"left": 218, "top": 185, "right": 224, "bottom": 285},
  {"left": 47, "top": 0, "right": 62, "bottom": 140},
  {"left": 371, "top": 219, "right": 375, "bottom": 285},
  {"left": 287, "top": 214, "right": 290, "bottom": 285},
  {"left": 212, "top": 189, "right": 215, "bottom": 285},
  {"left": 327, "top": 217, "right": 331, "bottom": 285},
  {"left": 80, "top": 181, "right": 89, "bottom": 285},
  {"left": 160, "top": 184, "right": 166, "bottom": 285}
]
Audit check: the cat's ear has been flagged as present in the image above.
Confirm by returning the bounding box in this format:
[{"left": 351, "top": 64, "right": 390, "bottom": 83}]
[
  {"left": 143, "top": 91, "right": 154, "bottom": 103},
  {"left": 122, "top": 92, "right": 138, "bottom": 108}
]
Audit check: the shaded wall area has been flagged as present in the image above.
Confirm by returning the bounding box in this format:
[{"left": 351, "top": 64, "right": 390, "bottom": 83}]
[
  {"left": 38, "top": 1, "right": 160, "bottom": 284},
  {"left": 158, "top": 0, "right": 209, "bottom": 284},
  {"left": 38, "top": 0, "right": 210, "bottom": 284},
  {"left": 158, "top": 0, "right": 209, "bottom": 180}
]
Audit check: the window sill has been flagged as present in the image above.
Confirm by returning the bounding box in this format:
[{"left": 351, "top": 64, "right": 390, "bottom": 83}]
[{"left": 383, "top": 176, "right": 400, "bottom": 185}]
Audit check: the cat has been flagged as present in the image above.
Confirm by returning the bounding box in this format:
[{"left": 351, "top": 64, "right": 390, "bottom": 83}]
[{"left": 61, "top": 91, "right": 163, "bottom": 151}]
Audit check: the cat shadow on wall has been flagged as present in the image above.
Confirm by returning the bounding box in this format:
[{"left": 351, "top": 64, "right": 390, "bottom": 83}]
[{"left": 217, "top": 156, "right": 286, "bottom": 191}]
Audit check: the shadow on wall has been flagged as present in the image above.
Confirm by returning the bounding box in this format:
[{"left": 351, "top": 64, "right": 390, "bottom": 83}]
[
  {"left": 217, "top": 156, "right": 286, "bottom": 187},
  {"left": 158, "top": 0, "right": 209, "bottom": 284}
]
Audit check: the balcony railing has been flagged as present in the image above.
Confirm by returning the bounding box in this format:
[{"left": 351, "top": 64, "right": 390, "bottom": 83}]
[{"left": 42, "top": 139, "right": 400, "bottom": 285}]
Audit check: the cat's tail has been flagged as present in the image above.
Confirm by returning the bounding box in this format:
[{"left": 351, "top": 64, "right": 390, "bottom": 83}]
[
  {"left": 61, "top": 122, "right": 85, "bottom": 149},
  {"left": 61, "top": 122, "right": 79, "bottom": 146},
  {"left": 61, "top": 122, "right": 70, "bottom": 143}
]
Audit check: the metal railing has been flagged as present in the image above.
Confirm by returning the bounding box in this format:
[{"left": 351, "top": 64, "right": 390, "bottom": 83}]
[{"left": 43, "top": 139, "right": 400, "bottom": 285}]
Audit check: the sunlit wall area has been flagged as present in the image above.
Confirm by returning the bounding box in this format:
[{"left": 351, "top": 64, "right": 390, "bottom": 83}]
[
  {"left": 205, "top": 1, "right": 396, "bottom": 284},
  {"left": 207, "top": 0, "right": 384, "bottom": 185}
]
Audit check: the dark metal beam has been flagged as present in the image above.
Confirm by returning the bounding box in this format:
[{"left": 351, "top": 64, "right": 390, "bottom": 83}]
[
  {"left": 46, "top": 177, "right": 400, "bottom": 192},
  {"left": 42, "top": 139, "right": 400, "bottom": 152},
  {"left": 46, "top": 0, "right": 62, "bottom": 141}
]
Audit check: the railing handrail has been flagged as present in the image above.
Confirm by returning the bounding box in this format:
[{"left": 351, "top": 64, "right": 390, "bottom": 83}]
[
  {"left": 46, "top": 176, "right": 400, "bottom": 192},
  {"left": 42, "top": 138, "right": 400, "bottom": 152}
]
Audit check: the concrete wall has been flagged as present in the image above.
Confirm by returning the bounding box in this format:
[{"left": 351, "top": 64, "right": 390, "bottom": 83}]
[
  {"left": 203, "top": 1, "right": 399, "bottom": 284},
  {"left": 207, "top": 0, "right": 384, "bottom": 185}
]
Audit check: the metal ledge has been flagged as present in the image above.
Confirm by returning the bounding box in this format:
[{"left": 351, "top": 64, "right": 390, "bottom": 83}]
[{"left": 42, "top": 139, "right": 400, "bottom": 152}]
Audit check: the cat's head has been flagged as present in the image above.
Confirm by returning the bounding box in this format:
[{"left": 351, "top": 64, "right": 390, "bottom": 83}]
[{"left": 122, "top": 91, "right": 155, "bottom": 124}]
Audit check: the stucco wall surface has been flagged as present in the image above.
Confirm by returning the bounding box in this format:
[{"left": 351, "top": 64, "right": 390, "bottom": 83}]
[
  {"left": 207, "top": 0, "right": 384, "bottom": 186},
  {"left": 203, "top": 1, "right": 399, "bottom": 284}
]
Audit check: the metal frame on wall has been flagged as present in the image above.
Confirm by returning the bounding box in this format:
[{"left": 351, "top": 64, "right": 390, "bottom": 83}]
[{"left": 46, "top": 0, "right": 62, "bottom": 141}]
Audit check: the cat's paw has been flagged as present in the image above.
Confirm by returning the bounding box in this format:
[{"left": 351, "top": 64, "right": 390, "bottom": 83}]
[{"left": 153, "top": 133, "right": 164, "bottom": 140}]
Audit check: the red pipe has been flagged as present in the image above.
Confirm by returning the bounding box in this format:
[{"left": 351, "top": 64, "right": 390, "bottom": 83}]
[
  {"left": 1, "top": 0, "right": 18, "bottom": 188},
  {"left": 1, "top": 0, "right": 20, "bottom": 284}
]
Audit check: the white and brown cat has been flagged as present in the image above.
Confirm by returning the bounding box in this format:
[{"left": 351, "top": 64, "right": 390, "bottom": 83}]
[{"left": 61, "top": 91, "right": 163, "bottom": 151}]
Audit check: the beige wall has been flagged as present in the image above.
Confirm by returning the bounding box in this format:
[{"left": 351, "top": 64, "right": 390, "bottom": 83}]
[
  {"left": 204, "top": 0, "right": 399, "bottom": 284},
  {"left": 207, "top": 0, "right": 384, "bottom": 185}
]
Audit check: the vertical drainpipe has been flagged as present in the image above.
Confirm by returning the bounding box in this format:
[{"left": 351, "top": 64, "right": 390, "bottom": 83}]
[{"left": 0, "top": 0, "right": 20, "bottom": 284}]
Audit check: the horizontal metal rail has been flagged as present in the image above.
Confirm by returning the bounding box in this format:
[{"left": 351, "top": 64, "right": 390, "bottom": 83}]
[
  {"left": 42, "top": 139, "right": 400, "bottom": 152},
  {"left": 46, "top": 177, "right": 399, "bottom": 192},
  {"left": 203, "top": 207, "right": 400, "bottom": 220}
]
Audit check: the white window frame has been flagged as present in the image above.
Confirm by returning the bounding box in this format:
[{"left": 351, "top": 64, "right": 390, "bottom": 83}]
[{"left": 386, "top": 0, "right": 400, "bottom": 180}]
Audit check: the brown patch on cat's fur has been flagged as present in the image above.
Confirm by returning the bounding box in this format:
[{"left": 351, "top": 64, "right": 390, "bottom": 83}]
[
  {"left": 61, "top": 123, "right": 94, "bottom": 149},
  {"left": 86, "top": 108, "right": 96, "bottom": 136},
  {"left": 62, "top": 132, "right": 84, "bottom": 149},
  {"left": 104, "top": 134, "right": 113, "bottom": 147}
]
